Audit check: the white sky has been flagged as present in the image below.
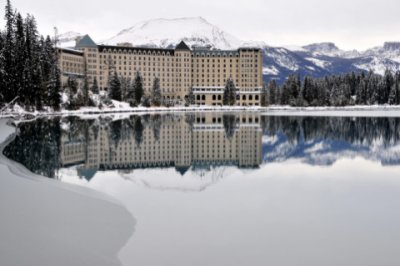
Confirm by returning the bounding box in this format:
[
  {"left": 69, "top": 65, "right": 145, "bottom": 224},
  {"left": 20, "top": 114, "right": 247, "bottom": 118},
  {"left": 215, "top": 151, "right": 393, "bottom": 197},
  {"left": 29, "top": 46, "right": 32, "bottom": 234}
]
[{"left": 2, "top": 0, "right": 400, "bottom": 51}]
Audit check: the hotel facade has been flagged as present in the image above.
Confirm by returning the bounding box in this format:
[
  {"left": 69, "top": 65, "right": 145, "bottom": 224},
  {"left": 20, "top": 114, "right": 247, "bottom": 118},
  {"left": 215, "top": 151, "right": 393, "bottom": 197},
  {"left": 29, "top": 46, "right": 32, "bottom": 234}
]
[{"left": 58, "top": 35, "right": 263, "bottom": 106}]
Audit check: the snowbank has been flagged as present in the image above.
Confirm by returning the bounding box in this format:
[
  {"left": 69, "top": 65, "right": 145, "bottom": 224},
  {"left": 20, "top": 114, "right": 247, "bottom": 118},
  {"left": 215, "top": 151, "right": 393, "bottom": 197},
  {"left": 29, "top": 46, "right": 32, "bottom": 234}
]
[
  {"left": 0, "top": 119, "right": 135, "bottom": 266},
  {"left": 3, "top": 104, "right": 400, "bottom": 119}
]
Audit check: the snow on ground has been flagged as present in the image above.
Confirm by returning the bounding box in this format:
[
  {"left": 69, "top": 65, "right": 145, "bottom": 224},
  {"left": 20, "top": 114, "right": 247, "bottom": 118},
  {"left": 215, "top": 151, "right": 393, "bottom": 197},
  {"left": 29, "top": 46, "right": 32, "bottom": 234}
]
[
  {"left": 306, "top": 57, "right": 331, "bottom": 68},
  {"left": 263, "top": 65, "right": 280, "bottom": 75},
  {"left": 261, "top": 105, "right": 400, "bottom": 117},
  {"left": 3, "top": 102, "right": 400, "bottom": 119},
  {"left": 0, "top": 120, "right": 135, "bottom": 266}
]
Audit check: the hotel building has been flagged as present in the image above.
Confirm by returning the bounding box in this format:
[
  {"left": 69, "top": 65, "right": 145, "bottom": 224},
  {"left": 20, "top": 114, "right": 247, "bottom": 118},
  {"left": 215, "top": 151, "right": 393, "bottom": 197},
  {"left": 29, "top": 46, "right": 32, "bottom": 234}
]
[{"left": 58, "top": 35, "right": 263, "bottom": 106}]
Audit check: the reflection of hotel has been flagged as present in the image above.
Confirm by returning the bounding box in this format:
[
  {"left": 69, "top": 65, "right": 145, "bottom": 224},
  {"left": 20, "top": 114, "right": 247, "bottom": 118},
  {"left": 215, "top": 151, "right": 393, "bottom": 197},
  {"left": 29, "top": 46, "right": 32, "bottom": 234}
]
[
  {"left": 57, "top": 35, "right": 263, "bottom": 106},
  {"left": 60, "top": 114, "right": 262, "bottom": 178}
]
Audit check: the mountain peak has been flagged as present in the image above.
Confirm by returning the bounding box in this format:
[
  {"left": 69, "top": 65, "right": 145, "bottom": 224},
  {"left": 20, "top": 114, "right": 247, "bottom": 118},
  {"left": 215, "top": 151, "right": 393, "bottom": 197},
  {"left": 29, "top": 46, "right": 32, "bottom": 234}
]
[
  {"left": 303, "top": 42, "right": 339, "bottom": 53},
  {"left": 102, "top": 17, "right": 243, "bottom": 50},
  {"left": 383, "top": 42, "right": 400, "bottom": 51}
]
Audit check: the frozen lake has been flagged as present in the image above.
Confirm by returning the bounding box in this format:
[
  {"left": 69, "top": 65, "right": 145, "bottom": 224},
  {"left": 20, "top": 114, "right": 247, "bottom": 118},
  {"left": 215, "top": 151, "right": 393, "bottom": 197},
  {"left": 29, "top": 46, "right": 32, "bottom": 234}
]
[{"left": 2, "top": 112, "right": 400, "bottom": 266}]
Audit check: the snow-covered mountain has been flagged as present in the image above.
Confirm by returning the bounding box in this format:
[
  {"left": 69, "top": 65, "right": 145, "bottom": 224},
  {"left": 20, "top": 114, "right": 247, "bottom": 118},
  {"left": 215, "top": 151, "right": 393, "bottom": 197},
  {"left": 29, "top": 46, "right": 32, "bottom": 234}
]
[
  {"left": 61, "top": 17, "right": 400, "bottom": 83},
  {"left": 56, "top": 31, "right": 83, "bottom": 48},
  {"left": 102, "top": 17, "right": 242, "bottom": 50},
  {"left": 267, "top": 42, "right": 400, "bottom": 83}
]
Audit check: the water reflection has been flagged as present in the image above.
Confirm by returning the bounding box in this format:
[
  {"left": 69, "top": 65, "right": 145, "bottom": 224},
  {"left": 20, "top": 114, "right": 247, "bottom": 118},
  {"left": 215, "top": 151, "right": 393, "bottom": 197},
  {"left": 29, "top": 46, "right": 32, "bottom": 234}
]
[
  {"left": 5, "top": 113, "right": 400, "bottom": 265},
  {"left": 4, "top": 114, "right": 400, "bottom": 181}
]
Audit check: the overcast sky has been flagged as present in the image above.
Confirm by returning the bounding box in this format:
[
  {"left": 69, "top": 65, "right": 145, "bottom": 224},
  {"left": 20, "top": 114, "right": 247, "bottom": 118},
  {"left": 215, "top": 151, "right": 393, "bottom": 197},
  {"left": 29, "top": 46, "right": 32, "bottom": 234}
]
[{"left": 2, "top": 0, "right": 400, "bottom": 51}]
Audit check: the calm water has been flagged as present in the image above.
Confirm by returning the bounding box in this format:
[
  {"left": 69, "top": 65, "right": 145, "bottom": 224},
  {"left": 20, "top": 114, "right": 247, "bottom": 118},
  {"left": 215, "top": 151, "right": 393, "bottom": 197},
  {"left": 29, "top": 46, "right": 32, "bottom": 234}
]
[{"left": 4, "top": 113, "right": 400, "bottom": 265}]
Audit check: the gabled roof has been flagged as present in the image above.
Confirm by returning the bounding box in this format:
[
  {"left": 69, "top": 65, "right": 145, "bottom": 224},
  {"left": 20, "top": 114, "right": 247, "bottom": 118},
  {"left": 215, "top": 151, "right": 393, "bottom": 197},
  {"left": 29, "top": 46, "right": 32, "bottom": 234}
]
[
  {"left": 76, "top": 34, "right": 97, "bottom": 48},
  {"left": 175, "top": 41, "right": 190, "bottom": 51}
]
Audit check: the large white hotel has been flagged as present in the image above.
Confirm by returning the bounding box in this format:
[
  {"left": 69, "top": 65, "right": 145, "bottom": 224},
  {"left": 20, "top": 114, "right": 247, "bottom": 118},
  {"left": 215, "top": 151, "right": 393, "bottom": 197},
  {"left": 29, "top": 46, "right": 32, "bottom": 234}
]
[{"left": 58, "top": 35, "right": 263, "bottom": 106}]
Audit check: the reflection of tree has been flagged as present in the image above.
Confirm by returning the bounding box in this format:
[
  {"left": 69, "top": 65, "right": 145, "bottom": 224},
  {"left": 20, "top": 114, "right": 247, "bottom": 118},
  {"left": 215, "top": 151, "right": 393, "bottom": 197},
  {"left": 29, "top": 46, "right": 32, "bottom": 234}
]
[
  {"left": 6, "top": 114, "right": 400, "bottom": 180},
  {"left": 133, "top": 116, "right": 144, "bottom": 146},
  {"left": 109, "top": 120, "right": 122, "bottom": 147},
  {"left": 4, "top": 118, "right": 61, "bottom": 178},
  {"left": 151, "top": 114, "right": 162, "bottom": 141},
  {"left": 185, "top": 113, "right": 195, "bottom": 129},
  {"left": 260, "top": 116, "right": 400, "bottom": 146},
  {"left": 223, "top": 114, "right": 237, "bottom": 139}
]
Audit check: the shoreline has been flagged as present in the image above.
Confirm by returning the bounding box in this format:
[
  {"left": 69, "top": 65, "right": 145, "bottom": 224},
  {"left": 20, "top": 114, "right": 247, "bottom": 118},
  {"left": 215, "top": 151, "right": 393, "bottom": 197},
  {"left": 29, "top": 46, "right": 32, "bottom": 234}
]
[{"left": 3, "top": 105, "right": 400, "bottom": 118}]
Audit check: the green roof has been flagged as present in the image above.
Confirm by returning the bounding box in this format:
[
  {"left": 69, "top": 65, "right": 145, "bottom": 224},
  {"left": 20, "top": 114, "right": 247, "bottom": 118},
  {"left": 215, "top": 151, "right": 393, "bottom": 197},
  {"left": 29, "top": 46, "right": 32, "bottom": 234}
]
[
  {"left": 76, "top": 34, "right": 97, "bottom": 48},
  {"left": 175, "top": 41, "right": 190, "bottom": 51}
]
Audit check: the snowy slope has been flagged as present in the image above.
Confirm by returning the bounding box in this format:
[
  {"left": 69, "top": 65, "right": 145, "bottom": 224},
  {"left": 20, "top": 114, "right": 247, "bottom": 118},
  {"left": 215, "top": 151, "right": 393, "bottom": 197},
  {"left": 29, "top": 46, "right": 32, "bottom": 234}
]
[
  {"left": 102, "top": 17, "right": 242, "bottom": 50},
  {"left": 56, "top": 31, "right": 83, "bottom": 48}
]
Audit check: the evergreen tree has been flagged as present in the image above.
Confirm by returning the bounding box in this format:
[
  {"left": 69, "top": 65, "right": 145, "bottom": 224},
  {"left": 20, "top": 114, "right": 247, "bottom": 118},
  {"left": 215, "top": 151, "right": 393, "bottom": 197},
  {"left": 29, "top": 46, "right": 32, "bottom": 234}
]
[
  {"left": 0, "top": 1, "right": 61, "bottom": 110},
  {"left": 125, "top": 78, "right": 135, "bottom": 101},
  {"left": 49, "top": 65, "right": 61, "bottom": 111},
  {"left": 14, "top": 13, "right": 25, "bottom": 102},
  {"left": 268, "top": 80, "right": 277, "bottom": 105},
  {"left": 185, "top": 86, "right": 195, "bottom": 106},
  {"left": 280, "top": 83, "right": 290, "bottom": 105},
  {"left": 151, "top": 77, "right": 162, "bottom": 106},
  {"left": 3, "top": 0, "right": 15, "bottom": 103},
  {"left": 223, "top": 78, "right": 236, "bottom": 106},
  {"left": 389, "top": 73, "right": 400, "bottom": 105},
  {"left": 356, "top": 79, "right": 367, "bottom": 105},
  {"left": 0, "top": 31, "right": 5, "bottom": 104},
  {"left": 82, "top": 74, "right": 89, "bottom": 106},
  {"left": 133, "top": 71, "right": 144, "bottom": 104},
  {"left": 67, "top": 76, "right": 78, "bottom": 95},
  {"left": 108, "top": 71, "right": 121, "bottom": 101},
  {"left": 42, "top": 35, "right": 59, "bottom": 109},
  {"left": 90, "top": 76, "right": 99, "bottom": 94},
  {"left": 25, "top": 15, "right": 43, "bottom": 110},
  {"left": 302, "top": 76, "right": 313, "bottom": 105},
  {"left": 382, "top": 69, "right": 394, "bottom": 104},
  {"left": 286, "top": 75, "right": 302, "bottom": 106},
  {"left": 260, "top": 83, "right": 269, "bottom": 107}
]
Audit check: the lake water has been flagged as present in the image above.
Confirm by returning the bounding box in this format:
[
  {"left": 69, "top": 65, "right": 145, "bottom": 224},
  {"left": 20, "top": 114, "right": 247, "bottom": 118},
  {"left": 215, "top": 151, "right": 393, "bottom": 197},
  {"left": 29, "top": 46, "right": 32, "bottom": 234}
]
[{"left": 4, "top": 112, "right": 400, "bottom": 265}]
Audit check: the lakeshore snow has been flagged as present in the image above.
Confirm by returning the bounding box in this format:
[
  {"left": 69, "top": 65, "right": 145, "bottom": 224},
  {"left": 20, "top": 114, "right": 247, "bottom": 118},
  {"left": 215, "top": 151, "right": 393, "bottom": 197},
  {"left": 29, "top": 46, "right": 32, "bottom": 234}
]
[
  {"left": 0, "top": 120, "right": 135, "bottom": 266},
  {"left": 3, "top": 104, "right": 400, "bottom": 119}
]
